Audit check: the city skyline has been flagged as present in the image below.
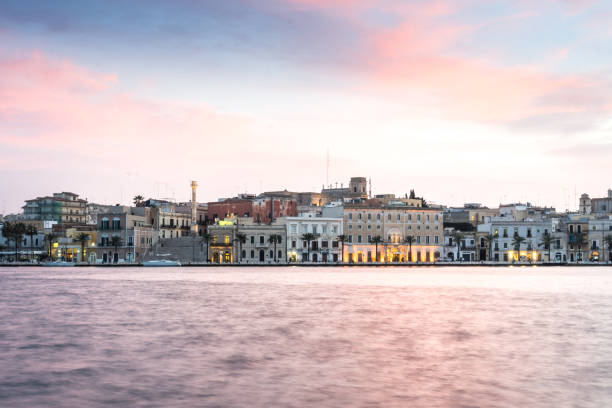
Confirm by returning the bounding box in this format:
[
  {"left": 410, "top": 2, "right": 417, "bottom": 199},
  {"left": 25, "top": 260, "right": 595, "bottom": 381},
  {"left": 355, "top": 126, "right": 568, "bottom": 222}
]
[{"left": 1, "top": 0, "right": 611, "bottom": 213}]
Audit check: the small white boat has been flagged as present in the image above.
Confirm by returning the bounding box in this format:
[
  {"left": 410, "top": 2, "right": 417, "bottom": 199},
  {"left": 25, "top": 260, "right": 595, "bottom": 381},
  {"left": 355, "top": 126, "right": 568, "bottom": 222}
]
[
  {"left": 41, "top": 261, "right": 75, "bottom": 267},
  {"left": 142, "top": 259, "right": 181, "bottom": 267}
]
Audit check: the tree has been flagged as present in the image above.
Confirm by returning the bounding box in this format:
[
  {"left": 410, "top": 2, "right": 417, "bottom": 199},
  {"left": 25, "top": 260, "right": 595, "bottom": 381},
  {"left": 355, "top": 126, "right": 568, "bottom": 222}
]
[
  {"left": 451, "top": 231, "right": 464, "bottom": 262},
  {"left": 268, "top": 234, "right": 282, "bottom": 263},
  {"left": 45, "top": 233, "right": 58, "bottom": 260},
  {"left": 25, "top": 225, "right": 38, "bottom": 261},
  {"left": 511, "top": 234, "right": 526, "bottom": 262},
  {"left": 74, "top": 233, "right": 90, "bottom": 262},
  {"left": 409, "top": 189, "right": 416, "bottom": 199},
  {"left": 574, "top": 233, "right": 585, "bottom": 262},
  {"left": 3, "top": 222, "right": 27, "bottom": 262},
  {"left": 110, "top": 236, "right": 123, "bottom": 263},
  {"left": 404, "top": 235, "right": 415, "bottom": 262},
  {"left": 336, "top": 234, "right": 348, "bottom": 263},
  {"left": 234, "top": 233, "right": 247, "bottom": 264},
  {"left": 371, "top": 235, "right": 382, "bottom": 262},
  {"left": 133, "top": 195, "right": 145, "bottom": 207},
  {"left": 604, "top": 235, "right": 612, "bottom": 263},
  {"left": 483, "top": 233, "right": 495, "bottom": 262},
  {"left": 200, "top": 232, "right": 212, "bottom": 263},
  {"left": 301, "top": 233, "right": 315, "bottom": 262},
  {"left": 0, "top": 244, "right": 6, "bottom": 262},
  {"left": 539, "top": 232, "right": 554, "bottom": 262}
]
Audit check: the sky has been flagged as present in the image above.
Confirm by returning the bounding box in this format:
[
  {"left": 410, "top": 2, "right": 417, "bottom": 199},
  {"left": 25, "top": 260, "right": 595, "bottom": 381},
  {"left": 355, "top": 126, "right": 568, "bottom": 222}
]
[{"left": 1, "top": 0, "right": 611, "bottom": 214}]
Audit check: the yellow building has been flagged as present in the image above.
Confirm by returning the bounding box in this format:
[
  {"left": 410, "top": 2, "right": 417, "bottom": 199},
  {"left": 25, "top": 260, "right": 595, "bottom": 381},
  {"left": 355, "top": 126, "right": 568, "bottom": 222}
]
[{"left": 343, "top": 201, "right": 443, "bottom": 263}]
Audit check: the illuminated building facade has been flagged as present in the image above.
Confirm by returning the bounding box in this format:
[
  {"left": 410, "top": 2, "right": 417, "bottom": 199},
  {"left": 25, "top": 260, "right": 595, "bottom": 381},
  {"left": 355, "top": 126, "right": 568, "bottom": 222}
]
[
  {"left": 286, "top": 214, "right": 343, "bottom": 262},
  {"left": 343, "top": 201, "right": 443, "bottom": 263},
  {"left": 207, "top": 221, "right": 237, "bottom": 263}
]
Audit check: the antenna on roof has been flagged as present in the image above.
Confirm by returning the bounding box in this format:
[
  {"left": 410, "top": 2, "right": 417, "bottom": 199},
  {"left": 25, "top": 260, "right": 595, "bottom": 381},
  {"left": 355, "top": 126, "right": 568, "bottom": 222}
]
[{"left": 326, "top": 148, "right": 330, "bottom": 188}]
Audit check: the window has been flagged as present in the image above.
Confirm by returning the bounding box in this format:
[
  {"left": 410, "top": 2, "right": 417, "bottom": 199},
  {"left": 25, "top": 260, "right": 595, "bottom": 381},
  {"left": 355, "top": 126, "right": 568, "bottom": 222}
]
[
  {"left": 277, "top": 237, "right": 282, "bottom": 244},
  {"left": 292, "top": 240, "right": 296, "bottom": 248},
  {"left": 358, "top": 213, "right": 362, "bottom": 220},
  {"left": 417, "top": 214, "right": 421, "bottom": 221},
  {"left": 416, "top": 236, "right": 421, "bottom": 243},
  {"left": 367, "top": 214, "right": 371, "bottom": 220},
  {"left": 348, "top": 235, "right": 353, "bottom": 243},
  {"left": 426, "top": 236, "right": 430, "bottom": 244},
  {"left": 291, "top": 224, "right": 297, "bottom": 234},
  {"left": 357, "top": 235, "right": 362, "bottom": 243},
  {"left": 259, "top": 236, "right": 264, "bottom": 244},
  {"left": 397, "top": 214, "right": 401, "bottom": 221},
  {"left": 408, "top": 214, "right": 412, "bottom": 221},
  {"left": 270, "top": 250, "right": 274, "bottom": 258},
  {"left": 332, "top": 241, "right": 339, "bottom": 248},
  {"left": 250, "top": 236, "right": 254, "bottom": 244},
  {"left": 388, "top": 214, "right": 391, "bottom": 221},
  {"left": 225, "top": 235, "right": 230, "bottom": 244},
  {"left": 349, "top": 213, "right": 353, "bottom": 220},
  {"left": 377, "top": 214, "right": 381, "bottom": 220},
  {"left": 434, "top": 236, "right": 439, "bottom": 244},
  {"left": 322, "top": 240, "right": 328, "bottom": 248}
]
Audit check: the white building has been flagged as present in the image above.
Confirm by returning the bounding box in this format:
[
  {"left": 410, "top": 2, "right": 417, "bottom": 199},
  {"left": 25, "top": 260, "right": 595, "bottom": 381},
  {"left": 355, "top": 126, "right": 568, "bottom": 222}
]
[
  {"left": 286, "top": 214, "right": 343, "bottom": 262},
  {"left": 477, "top": 218, "right": 559, "bottom": 262}
]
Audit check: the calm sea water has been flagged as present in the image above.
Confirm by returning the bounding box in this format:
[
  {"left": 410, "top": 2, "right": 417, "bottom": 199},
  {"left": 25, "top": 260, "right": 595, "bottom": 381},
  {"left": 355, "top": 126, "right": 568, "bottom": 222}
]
[{"left": 1, "top": 266, "right": 612, "bottom": 408}]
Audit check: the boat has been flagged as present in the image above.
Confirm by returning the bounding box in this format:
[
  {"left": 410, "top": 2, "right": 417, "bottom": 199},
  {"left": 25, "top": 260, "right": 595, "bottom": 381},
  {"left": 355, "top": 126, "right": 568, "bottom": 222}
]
[
  {"left": 41, "top": 261, "right": 75, "bottom": 267},
  {"left": 142, "top": 259, "right": 181, "bottom": 267}
]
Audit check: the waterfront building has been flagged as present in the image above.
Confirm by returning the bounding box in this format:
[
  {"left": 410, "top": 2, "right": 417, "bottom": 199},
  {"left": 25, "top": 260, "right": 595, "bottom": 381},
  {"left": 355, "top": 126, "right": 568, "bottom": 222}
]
[
  {"left": 443, "top": 228, "right": 477, "bottom": 261},
  {"left": 22, "top": 192, "right": 88, "bottom": 225},
  {"left": 343, "top": 200, "right": 443, "bottom": 263},
  {"left": 89, "top": 206, "right": 156, "bottom": 263},
  {"left": 286, "top": 214, "right": 343, "bottom": 262},
  {"left": 207, "top": 220, "right": 237, "bottom": 263},
  {"left": 237, "top": 219, "right": 287, "bottom": 264},
  {"left": 477, "top": 218, "right": 558, "bottom": 262},
  {"left": 586, "top": 216, "right": 612, "bottom": 262}
]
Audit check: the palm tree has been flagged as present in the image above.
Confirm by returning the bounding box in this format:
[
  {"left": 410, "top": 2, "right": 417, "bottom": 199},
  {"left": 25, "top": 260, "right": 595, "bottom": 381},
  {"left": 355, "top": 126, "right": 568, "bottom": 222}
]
[
  {"left": 133, "top": 195, "right": 144, "bottom": 207},
  {"left": 45, "top": 233, "right": 58, "bottom": 260},
  {"left": 511, "top": 234, "right": 526, "bottom": 262},
  {"left": 200, "top": 232, "right": 212, "bottom": 263},
  {"left": 4, "top": 222, "right": 27, "bottom": 262},
  {"left": 301, "top": 233, "right": 315, "bottom": 262},
  {"left": 110, "top": 236, "right": 123, "bottom": 263},
  {"left": 539, "top": 232, "right": 554, "bottom": 262},
  {"left": 604, "top": 235, "right": 612, "bottom": 263},
  {"left": 336, "top": 234, "right": 348, "bottom": 263},
  {"left": 25, "top": 225, "right": 37, "bottom": 261},
  {"left": 451, "top": 231, "right": 464, "bottom": 262},
  {"left": 234, "top": 233, "right": 247, "bottom": 264},
  {"left": 371, "top": 235, "right": 382, "bottom": 262},
  {"left": 483, "top": 233, "right": 495, "bottom": 261},
  {"left": 268, "top": 234, "right": 282, "bottom": 263},
  {"left": 404, "top": 235, "right": 415, "bottom": 263},
  {"left": 574, "top": 233, "right": 585, "bottom": 262},
  {"left": 74, "top": 233, "right": 90, "bottom": 263}
]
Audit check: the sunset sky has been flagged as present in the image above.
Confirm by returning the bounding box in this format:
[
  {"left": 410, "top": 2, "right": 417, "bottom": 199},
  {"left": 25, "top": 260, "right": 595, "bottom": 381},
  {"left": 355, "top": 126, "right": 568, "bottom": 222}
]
[{"left": 1, "top": 0, "right": 611, "bottom": 214}]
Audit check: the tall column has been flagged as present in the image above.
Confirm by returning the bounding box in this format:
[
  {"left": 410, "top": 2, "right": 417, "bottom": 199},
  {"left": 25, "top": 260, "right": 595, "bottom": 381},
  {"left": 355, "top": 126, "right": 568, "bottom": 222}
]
[{"left": 190, "top": 181, "right": 198, "bottom": 235}]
